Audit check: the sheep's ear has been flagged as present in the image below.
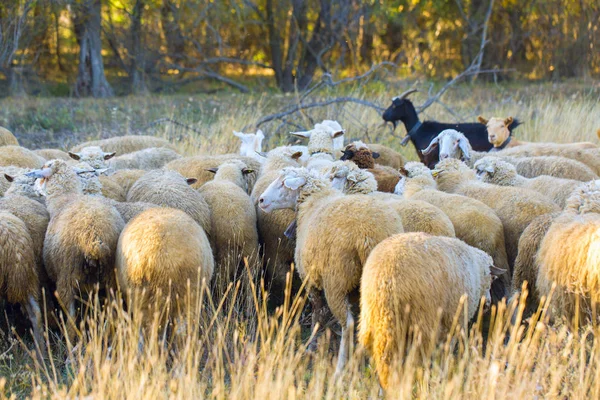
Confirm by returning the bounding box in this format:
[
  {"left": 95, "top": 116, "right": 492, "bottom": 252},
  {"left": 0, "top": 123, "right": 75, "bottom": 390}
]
[
  {"left": 331, "top": 130, "right": 345, "bottom": 139},
  {"left": 477, "top": 116, "right": 488, "bottom": 125},
  {"left": 256, "top": 129, "right": 265, "bottom": 139},
  {"left": 206, "top": 168, "right": 218, "bottom": 174},
  {"left": 242, "top": 168, "right": 254, "bottom": 175},
  {"left": 485, "top": 165, "right": 494, "bottom": 173},
  {"left": 289, "top": 130, "right": 311, "bottom": 139},
  {"left": 291, "top": 151, "right": 303, "bottom": 160},
  {"left": 490, "top": 265, "right": 506, "bottom": 277},
  {"left": 4, "top": 174, "right": 14, "bottom": 182},
  {"left": 104, "top": 152, "right": 116, "bottom": 160},
  {"left": 372, "top": 152, "right": 380, "bottom": 159},
  {"left": 186, "top": 178, "right": 198, "bottom": 185},
  {"left": 233, "top": 131, "right": 244, "bottom": 138},
  {"left": 421, "top": 137, "right": 439, "bottom": 155},
  {"left": 68, "top": 152, "right": 81, "bottom": 161},
  {"left": 283, "top": 176, "right": 306, "bottom": 190},
  {"left": 398, "top": 167, "right": 408, "bottom": 176},
  {"left": 458, "top": 137, "right": 471, "bottom": 161},
  {"left": 504, "top": 117, "right": 514, "bottom": 127}
]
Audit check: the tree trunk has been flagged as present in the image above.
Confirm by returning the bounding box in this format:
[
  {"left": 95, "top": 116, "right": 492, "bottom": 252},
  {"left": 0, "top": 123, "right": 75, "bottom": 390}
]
[
  {"left": 160, "top": 0, "right": 185, "bottom": 63},
  {"left": 265, "top": 0, "right": 285, "bottom": 90},
  {"left": 359, "top": 5, "right": 374, "bottom": 64},
  {"left": 72, "top": 0, "right": 113, "bottom": 98},
  {"left": 130, "top": 0, "right": 147, "bottom": 94}
]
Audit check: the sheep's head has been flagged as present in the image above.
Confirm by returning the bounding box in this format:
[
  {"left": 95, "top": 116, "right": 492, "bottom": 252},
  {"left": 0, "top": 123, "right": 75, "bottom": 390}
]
[
  {"left": 233, "top": 129, "right": 265, "bottom": 158},
  {"left": 340, "top": 142, "right": 380, "bottom": 169},
  {"left": 478, "top": 116, "right": 514, "bottom": 148},
  {"left": 26, "top": 159, "right": 81, "bottom": 197},
  {"left": 327, "top": 160, "right": 377, "bottom": 194},
  {"left": 206, "top": 160, "right": 253, "bottom": 190},
  {"left": 69, "top": 146, "right": 116, "bottom": 170},
  {"left": 473, "top": 157, "right": 517, "bottom": 184},
  {"left": 422, "top": 129, "right": 471, "bottom": 161},
  {"left": 290, "top": 123, "right": 344, "bottom": 156},
  {"left": 382, "top": 89, "right": 418, "bottom": 132},
  {"left": 3, "top": 167, "right": 45, "bottom": 202},
  {"left": 317, "top": 120, "right": 345, "bottom": 151},
  {"left": 431, "top": 158, "right": 474, "bottom": 186},
  {"left": 259, "top": 167, "right": 312, "bottom": 212},
  {"left": 403, "top": 161, "right": 431, "bottom": 178},
  {"left": 565, "top": 180, "right": 600, "bottom": 215}
]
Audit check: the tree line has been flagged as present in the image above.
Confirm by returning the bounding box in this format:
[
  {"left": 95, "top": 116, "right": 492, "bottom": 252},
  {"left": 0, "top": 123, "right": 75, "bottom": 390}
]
[{"left": 1, "top": 0, "right": 598, "bottom": 97}]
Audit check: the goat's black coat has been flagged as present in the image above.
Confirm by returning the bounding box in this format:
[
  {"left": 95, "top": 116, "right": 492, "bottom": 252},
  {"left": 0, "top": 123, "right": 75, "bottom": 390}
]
[{"left": 382, "top": 97, "right": 521, "bottom": 168}]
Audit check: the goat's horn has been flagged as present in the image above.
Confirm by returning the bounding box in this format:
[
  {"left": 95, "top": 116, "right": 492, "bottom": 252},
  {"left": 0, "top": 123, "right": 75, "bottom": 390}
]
[{"left": 397, "top": 88, "right": 418, "bottom": 100}]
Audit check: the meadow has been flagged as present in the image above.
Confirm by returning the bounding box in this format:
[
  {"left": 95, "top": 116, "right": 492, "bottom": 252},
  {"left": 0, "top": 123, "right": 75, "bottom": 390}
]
[{"left": 1, "top": 80, "right": 600, "bottom": 399}]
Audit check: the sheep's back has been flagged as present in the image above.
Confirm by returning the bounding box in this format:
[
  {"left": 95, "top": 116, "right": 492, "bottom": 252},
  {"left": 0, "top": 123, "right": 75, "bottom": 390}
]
[
  {"left": 71, "top": 135, "right": 176, "bottom": 154},
  {"left": 0, "top": 146, "right": 45, "bottom": 169},
  {"left": 0, "top": 127, "right": 18, "bottom": 147}
]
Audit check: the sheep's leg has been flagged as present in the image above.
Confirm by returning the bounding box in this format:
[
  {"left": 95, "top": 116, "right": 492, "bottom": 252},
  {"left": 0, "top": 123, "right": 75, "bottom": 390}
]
[
  {"left": 307, "top": 288, "right": 328, "bottom": 352},
  {"left": 24, "top": 295, "right": 46, "bottom": 363},
  {"left": 334, "top": 303, "right": 354, "bottom": 378}
]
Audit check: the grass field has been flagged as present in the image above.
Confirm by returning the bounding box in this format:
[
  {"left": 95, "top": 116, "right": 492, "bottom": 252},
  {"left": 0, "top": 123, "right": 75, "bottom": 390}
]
[{"left": 1, "top": 81, "right": 600, "bottom": 399}]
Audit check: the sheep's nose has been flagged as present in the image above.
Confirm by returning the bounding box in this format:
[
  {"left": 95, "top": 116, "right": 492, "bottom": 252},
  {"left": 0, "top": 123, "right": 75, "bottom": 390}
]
[{"left": 259, "top": 197, "right": 264, "bottom": 204}]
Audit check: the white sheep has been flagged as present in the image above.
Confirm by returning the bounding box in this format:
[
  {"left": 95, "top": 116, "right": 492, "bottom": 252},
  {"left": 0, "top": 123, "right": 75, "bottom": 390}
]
[
  {"left": 108, "top": 147, "right": 181, "bottom": 171},
  {"left": 359, "top": 232, "right": 497, "bottom": 390},
  {"left": 71, "top": 135, "right": 176, "bottom": 155},
  {"left": 289, "top": 120, "right": 345, "bottom": 172},
  {"left": 233, "top": 129, "right": 265, "bottom": 161},
  {"left": 258, "top": 166, "right": 404, "bottom": 375}
]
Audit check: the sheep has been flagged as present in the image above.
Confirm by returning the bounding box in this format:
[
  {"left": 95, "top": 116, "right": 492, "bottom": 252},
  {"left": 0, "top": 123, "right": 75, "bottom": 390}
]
[
  {"left": 66, "top": 161, "right": 127, "bottom": 202},
  {"left": 328, "top": 161, "right": 455, "bottom": 238},
  {"left": 535, "top": 181, "right": 600, "bottom": 324},
  {"left": 474, "top": 157, "right": 585, "bottom": 208},
  {"left": 511, "top": 212, "right": 559, "bottom": 317},
  {"left": 340, "top": 141, "right": 404, "bottom": 192},
  {"left": 71, "top": 135, "right": 176, "bottom": 155},
  {"left": 0, "top": 127, "right": 18, "bottom": 146},
  {"left": 35, "top": 149, "right": 71, "bottom": 161},
  {"left": 233, "top": 129, "right": 265, "bottom": 161},
  {"left": 116, "top": 207, "right": 214, "bottom": 329},
  {"left": 27, "top": 160, "right": 125, "bottom": 336},
  {"left": 249, "top": 147, "right": 304, "bottom": 291},
  {"left": 68, "top": 146, "right": 115, "bottom": 170},
  {"left": 0, "top": 146, "right": 46, "bottom": 169},
  {"left": 1, "top": 166, "right": 27, "bottom": 196},
  {"left": 165, "top": 154, "right": 261, "bottom": 194},
  {"left": 479, "top": 115, "right": 597, "bottom": 151},
  {"left": 127, "top": 169, "right": 211, "bottom": 235},
  {"left": 289, "top": 121, "right": 345, "bottom": 173},
  {"left": 359, "top": 232, "right": 496, "bottom": 390},
  {"left": 108, "top": 147, "right": 181, "bottom": 171},
  {"left": 258, "top": 167, "right": 404, "bottom": 375},
  {"left": 104, "top": 169, "right": 146, "bottom": 196},
  {"left": 381, "top": 89, "right": 521, "bottom": 167},
  {"left": 109, "top": 200, "right": 158, "bottom": 223},
  {"left": 432, "top": 158, "right": 559, "bottom": 277},
  {"left": 396, "top": 161, "right": 510, "bottom": 299},
  {"left": 198, "top": 160, "right": 259, "bottom": 282},
  {"left": 0, "top": 211, "right": 45, "bottom": 357},
  {"left": 424, "top": 129, "right": 599, "bottom": 181},
  {"left": 3, "top": 168, "right": 45, "bottom": 204}
]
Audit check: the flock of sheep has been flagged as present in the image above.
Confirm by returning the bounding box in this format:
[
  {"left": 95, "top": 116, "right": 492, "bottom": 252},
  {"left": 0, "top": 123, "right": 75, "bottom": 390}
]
[{"left": 0, "top": 104, "right": 599, "bottom": 391}]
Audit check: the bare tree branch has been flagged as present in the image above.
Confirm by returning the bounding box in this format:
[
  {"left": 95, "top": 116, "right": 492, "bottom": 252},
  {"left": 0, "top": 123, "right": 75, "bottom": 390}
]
[{"left": 471, "top": 0, "right": 495, "bottom": 80}]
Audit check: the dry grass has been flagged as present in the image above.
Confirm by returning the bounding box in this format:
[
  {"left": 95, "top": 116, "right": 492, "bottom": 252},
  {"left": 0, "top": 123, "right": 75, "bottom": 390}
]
[{"left": 0, "top": 81, "right": 600, "bottom": 398}]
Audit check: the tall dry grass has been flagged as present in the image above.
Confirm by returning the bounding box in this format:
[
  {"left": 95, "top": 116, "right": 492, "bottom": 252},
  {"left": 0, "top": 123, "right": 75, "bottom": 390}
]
[{"left": 1, "top": 82, "right": 600, "bottom": 398}]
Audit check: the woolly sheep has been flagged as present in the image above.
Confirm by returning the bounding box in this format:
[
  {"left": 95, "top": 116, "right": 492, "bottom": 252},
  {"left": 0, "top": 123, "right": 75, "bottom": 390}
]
[
  {"left": 359, "top": 233, "right": 494, "bottom": 390},
  {"left": 110, "top": 200, "right": 158, "bottom": 223},
  {"left": 116, "top": 208, "right": 214, "bottom": 329},
  {"left": 28, "top": 160, "right": 125, "bottom": 334},
  {"left": 108, "top": 147, "right": 181, "bottom": 171},
  {"left": 328, "top": 161, "right": 455, "bottom": 238},
  {"left": 234, "top": 129, "right": 265, "bottom": 161},
  {"left": 165, "top": 154, "right": 261, "bottom": 193},
  {"left": 71, "top": 135, "right": 176, "bottom": 154},
  {"left": 536, "top": 181, "right": 600, "bottom": 323},
  {"left": 397, "top": 161, "right": 510, "bottom": 300},
  {"left": 432, "top": 158, "right": 559, "bottom": 275},
  {"left": 198, "top": 161, "right": 259, "bottom": 282},
  {"left": 340, "top": 141, "right": 404, "bottom": 192},
  {"left": 478, "top": 116, "right": 597, "bottom": 151},
  {"left": 127, "top": 169, "right": 211, "bottom": 235},
  {"left": 474, "top": 157, "right": 584, "bottom": 208},
  {"left": 0, "top": 127, "right": 18, "bottom": 146},
  {"left": 258, "top": 167, "right": 404, "bottom": 375},
  {"left": 105, "top": 169, "right": 146, "bottom": 196},
  {"left": 511, "top": 212, "right": 559, "bottom": 316},
  {"left": 0, "top": 211, "right": 45, "bottom": 357},
  {"left": 0, "top": 146, "right": 45, "bottom": 169},
  {"left": 1, "top": 166, "right": 27, "bottom": 196},
  {"left": 68, "top": 146, "right": 116, "bottom": 169},
  {"left": 3, "top": 168, "right": 45, "bottom": 204},
  {"left": 250, "top": 147, "right": 304, "bottom": 291},
  {"left": 35, "top": 149, "right": 71, "bottom": 161},
  {"left": 289, "top": 121, "right": 345, "bottom": 172}
]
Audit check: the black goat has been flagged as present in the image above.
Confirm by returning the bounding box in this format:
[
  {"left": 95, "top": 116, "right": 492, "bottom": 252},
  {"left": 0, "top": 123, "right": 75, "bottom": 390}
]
[{"left": 381, "top": 89, "right": 521, "bottom": 168}]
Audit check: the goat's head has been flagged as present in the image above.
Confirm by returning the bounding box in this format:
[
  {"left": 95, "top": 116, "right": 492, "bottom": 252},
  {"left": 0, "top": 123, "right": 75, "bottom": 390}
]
[
  {"left": 233, "top": 129, "right": 265, "bottom": 158},
  {"left": 382, "top": 89, "right": 418, "bottom": 129},
  {"left": 478, "top": 116, "right": 514, "bottom": 148},
  {"left": 422, "top": 129, "right": 471, "bottom": 161}
]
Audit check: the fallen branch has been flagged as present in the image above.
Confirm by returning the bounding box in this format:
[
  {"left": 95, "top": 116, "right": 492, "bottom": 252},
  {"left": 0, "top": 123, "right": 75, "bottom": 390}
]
[{"left": 140, "top": 118, "right": 203, "bottom": 136}]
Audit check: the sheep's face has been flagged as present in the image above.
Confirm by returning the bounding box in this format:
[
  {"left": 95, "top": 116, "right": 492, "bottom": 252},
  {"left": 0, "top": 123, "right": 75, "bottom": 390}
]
[
  {"left": 258, "top": 169, "right": 306, "bottom": 212},
  {"left": 479, "top": 116, "right": 513, "bottom": 147},
  {"left": 403, "top": 161, "right": 431, "bottom": 178},
  {"left": 473, "top": 158, "right": 497, "bottom": 181},
  {"left": 233, "top": 129, "right": 265, "bottom": 158},
  {"left": 340, "top": 143, "right": 379, "bottom": 169},
  {"left": 290, "top": 125, "right": 344, "bottom": 155},
  {"left": 423, "top": 129, "right": 471, "bottom": 161},
  {"left": 69, "top": 146, "right": 116, "bottom": 170}
]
